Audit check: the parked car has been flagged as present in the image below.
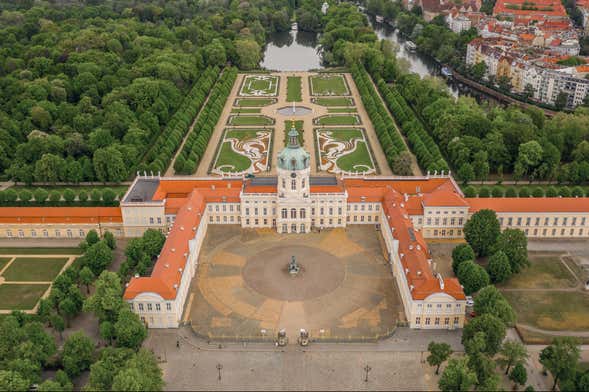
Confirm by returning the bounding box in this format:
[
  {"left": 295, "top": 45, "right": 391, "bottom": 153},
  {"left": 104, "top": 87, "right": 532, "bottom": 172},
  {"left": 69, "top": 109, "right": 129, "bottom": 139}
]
[{"left": 465, "top": 296, "right": 474, "bottom": 307}]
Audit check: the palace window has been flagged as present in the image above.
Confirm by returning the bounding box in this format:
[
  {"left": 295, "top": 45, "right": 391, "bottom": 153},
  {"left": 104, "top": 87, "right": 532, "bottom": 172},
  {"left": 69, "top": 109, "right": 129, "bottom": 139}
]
[
  {"left": 166, "top": 303, "right": 172, "bottom": 311},
  {"left": 415, "top": 317, "right": 421, "bottom": 325},
  {"left": 454, "top": 317, "right": 460, "bottom": 325},
  {"left": 43, "top": 230, "right": 48, "bottom": 237},
  {"left": 444, "top": 318, "right": 449, "bottom": 325},
  {"left": 156, "top": 304, "right": 161, "bottom": 312},
  {"left": 282, "top": 209, "right": 287, "bottom": 219},
  {"left": 18, "top": 230, "right": 24, "bottom": 238},
  {"left": 291, "top": 209, "right": 297, "bottom": 219},
  {"left": 254, "top": 208, "right": 258, "bottom": 215},
  {"left": 79, "top": 229, "right": 85, "bottom": 237},
  {"left": 282, "top": 178, "right": 286, "bottom": 189},
  {"left": 291, "top": 224, "right": 297, "bottom": 233},
  {"left": 300, "top": 209, "right": 306, "bottom": 219},
  {"left": 147, "top": 303, "right": 152, "bottom": 311},
  {"left": 425, "top": 318, "right": 431, "bottom": 325},
  {"left": 300, "top": 224, "right": 305, "bottom": 233},
  {"left": 302, "top": 178, "right": 305, "bottom": 188},
  {"left": 291, "top": 179, "right": 296, "bottom": 191},
  {"left": 435, "top": 318, "right": 440, "bottom": 325},
  {"left": 282, "top": 224, "right": 287, "bottom": 232},
  {"left": 31, "top": 230, "right": 37, "bottom": 237},
  {"left": 138, "top": 303, "right": 144, "bottom": 311},
  {"left": 6, "top": 230, "right": 12, "bottom": 237}
]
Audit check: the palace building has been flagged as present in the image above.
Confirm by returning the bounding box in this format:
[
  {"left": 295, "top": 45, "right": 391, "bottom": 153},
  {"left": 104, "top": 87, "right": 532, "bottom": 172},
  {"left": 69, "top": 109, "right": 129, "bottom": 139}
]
[{"left": 1, "top": 127, "right": 589, "bottom": 329}]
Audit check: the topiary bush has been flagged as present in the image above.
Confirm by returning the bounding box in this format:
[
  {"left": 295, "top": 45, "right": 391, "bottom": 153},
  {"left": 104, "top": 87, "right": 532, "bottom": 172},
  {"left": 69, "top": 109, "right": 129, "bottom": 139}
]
[
  {"left": 34, "top": 188, "right": 49, "bottom": 203},
  {"left": 518, "top": 187, "right": 530, "bottom": 197},
  {"left": 78, "top": 190, "right": 88, "bottom": 202},
  {"left": 559, "top": 186, "right": 571, "bottom": 197},
  {"left": 63, "top": 188, "right": 76, "bottom": 203},
  {"left": 571, "top": 186, "right": 585, "bottom": 197},
  {"left": 90, "top": 189, "right": 102, "bottom": 202},
  {"left": 463, "top": 186, "right": 476, "bottom": 198},
  {"left": 19, "top": 189, "right": 32, "bottom": 202},
  {"left": 546, "top": 186, "right": 558, "bottom": 197},
  {"left": 478, "top": 186, "right": 491, "bottom": 198},
  {"left": 491, "top": 186, "right": 504, "bottom": 197},
  {"left": 505, "top": 187, "right": 517, "bottom": 197},
  {"left": 532, "top": 187, "right": 544, "bottom": 197},
  {"left": 49, "top": 190, "right": 61, "bottom": 203}
]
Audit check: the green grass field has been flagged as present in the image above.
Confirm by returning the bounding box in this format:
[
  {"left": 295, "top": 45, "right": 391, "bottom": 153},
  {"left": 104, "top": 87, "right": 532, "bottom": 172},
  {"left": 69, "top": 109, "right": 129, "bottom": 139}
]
[
  {"left": 231, "top": 108, "right": 262, "bottom": 114},
  {"left": 235, "top": 98, "right": 276, "bottom": 107},
  {"left": 498, "top": 255, "right": 577, "bottom": 289},
  {"left": 228, "top": 115, "right": 274, "bottom": 126},
  {"left": 212, "top": 129, "right": 271, "bottom": 174},
  {"left": 0, "top": 247, "right": 82, "bottom": 255},
  {"left": 504, "top": 291, "right": 589, "bottom": 331},
  {"left": 286, "top": 76, "right": 302, "bottom": 102},
  {"left": 328, "top": 107, "right": 358, "bottom": 113},
  {"left": 310, "top": 74, "right": 349, "bottom": 95},
  {"left": 314, "top": 97, "right": 354, "bottom": 106},
  {"left": 283, "top": 120, "right": 304, "bottom": 146},
  {"left": 336, "top": 141, "right": 373, "bottom": 172},
  {"left": 240, "top": 75, "right": 279, "bottom": 96},
  {"left": 316, "top": 115, "right": 360, "bottom": 126},
  {"left": 316, "top": 128, "right": 375, "bottom": 173},
  {"left": 0, "top": 257, "right": 11, "bottom": 272},
  {"left": 0, "top": 284, "right": 50, "bottom": 310},
  {"left": 2, "top": 257, "right": 68, "bottom": 282}
]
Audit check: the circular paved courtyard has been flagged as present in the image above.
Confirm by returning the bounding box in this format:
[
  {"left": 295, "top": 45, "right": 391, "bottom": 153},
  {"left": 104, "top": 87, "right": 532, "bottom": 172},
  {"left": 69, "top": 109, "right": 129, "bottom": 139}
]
[{"left": 185, "top": 225, "right": 403, "bottom": 341}]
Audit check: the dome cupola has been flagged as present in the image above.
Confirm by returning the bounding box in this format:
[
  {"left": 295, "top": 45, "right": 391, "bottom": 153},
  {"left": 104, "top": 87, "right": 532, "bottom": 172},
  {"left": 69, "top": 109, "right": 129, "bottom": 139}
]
[{"left": 277, "top": 124, "right": 310, "bottom": 171}]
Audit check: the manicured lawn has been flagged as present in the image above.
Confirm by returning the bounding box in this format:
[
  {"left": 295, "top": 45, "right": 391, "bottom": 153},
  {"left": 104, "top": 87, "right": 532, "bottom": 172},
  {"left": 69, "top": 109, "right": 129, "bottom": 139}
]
[
  {"left": 212, "top": 129, "right": 272, "bottom": 175},
  {"left": 228, "top": 115, "right": 274, "bottom": 126},
  {"left": 235, "top": 98, "right": 275, "bottom": 107},
  {"left": 286, "top": 76, "right": 302, "bottom": 102},
  {"left": 2, "top": 257, "right": 68, "bottom": 282},
  {"left": 310, "top": 74, "right": 349, "bottom": 95},
  {"left": 240, "top": 75, "right": 279, "bottom": 96},
  {"left": 315, "top": 97, "right": 354, "bottom": 106},
  {"left": 328, "top": 107, "right": 357, "bottom": 113},
  {"left": 316, "top": 115, "right": 360, "bottom": 126},
  {"left": 498, "top": 254, "right": 577, "bottom": 289},
  {"left": 231, "top": 108, "right": 261, "bottom": 114},
  {"left": 503, "top": 291, "right": 589, "bottom": 331},
  {"left": 283, "top": 120, "right": 304, "bottom": 146},
  {"left": 0, "top": 284, "right": 50, "bottom": 310},
  {"left": 0, "top": 257, "right": 11, "bottom": 272},
  {"left": 0, "top": 247, "right": 82, "bottom": 255},
  {"left": 316, "top": 128, "right": 375, "bottom": 174}
]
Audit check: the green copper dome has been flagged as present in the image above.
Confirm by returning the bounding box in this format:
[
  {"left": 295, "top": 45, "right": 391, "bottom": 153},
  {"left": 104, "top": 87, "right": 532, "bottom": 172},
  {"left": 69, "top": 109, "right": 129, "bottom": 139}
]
[{"left": 277, "top": 125, "right": 310, "bottom": 171}]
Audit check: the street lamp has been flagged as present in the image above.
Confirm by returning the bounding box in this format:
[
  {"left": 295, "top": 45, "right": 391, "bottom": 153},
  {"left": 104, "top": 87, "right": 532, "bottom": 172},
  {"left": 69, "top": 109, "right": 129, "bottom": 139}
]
[
  {"left": 217, "top": 363, "right": 223, "bottom": 381},
  {"left": 363, "top": 365, "right": 372, "bottom": 383}
]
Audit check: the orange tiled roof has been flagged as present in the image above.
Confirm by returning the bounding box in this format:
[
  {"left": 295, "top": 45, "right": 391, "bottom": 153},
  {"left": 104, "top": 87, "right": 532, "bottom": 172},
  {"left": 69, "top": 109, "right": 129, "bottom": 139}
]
[
  {"left": 467, "top": 197, "right": 589, "bottom": 213},
  {"left": 0, "top": 207, "right": 122, "bottom": 224},
  {"left": 422, "top": 182, "right": 469, "bottom": 207},
  {"left": 382, "top": 188, "right": 465, "bottom": 300}
]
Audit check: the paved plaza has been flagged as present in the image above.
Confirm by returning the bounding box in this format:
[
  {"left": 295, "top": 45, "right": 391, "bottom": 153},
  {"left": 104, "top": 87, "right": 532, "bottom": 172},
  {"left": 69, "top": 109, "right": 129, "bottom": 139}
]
[{"left": 184, "top": 225, "right": 403, "bottom": 341}]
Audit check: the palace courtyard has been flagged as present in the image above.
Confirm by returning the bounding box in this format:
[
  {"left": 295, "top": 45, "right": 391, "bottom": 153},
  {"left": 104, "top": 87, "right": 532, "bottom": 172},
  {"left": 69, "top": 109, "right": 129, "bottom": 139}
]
[{"left": 183, "top": 225, "right": 404, "bottom": 341}]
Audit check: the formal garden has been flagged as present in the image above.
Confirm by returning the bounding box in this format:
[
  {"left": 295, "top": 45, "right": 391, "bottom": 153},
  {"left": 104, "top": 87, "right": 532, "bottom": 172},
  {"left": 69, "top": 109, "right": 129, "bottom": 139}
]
[
  {"left": 315, "top": 128, "right": 376, "bottom": 174},
  {"left": 234, "top": 98, "right": 277, "bottom": 107},
  {"left": 239, "top": 75, "right": 280, "bottom": 96},
  {"left": 227, "top": 115, "right": 275, "bottom": 126},
  {"left": 313, "top": 97, "right": 354, "bottom": 107},
  {"left": 287, "top": 76, "right": 302, "bottom": 102},
  {"left": 211, "top": 128, "right": 273, "bottom": 175},
  {"left": 309, "top": 74, "right": 350, "bottom": 96},
  {"left": 314, "top": 114, "right": 361, "bottom": 126}
]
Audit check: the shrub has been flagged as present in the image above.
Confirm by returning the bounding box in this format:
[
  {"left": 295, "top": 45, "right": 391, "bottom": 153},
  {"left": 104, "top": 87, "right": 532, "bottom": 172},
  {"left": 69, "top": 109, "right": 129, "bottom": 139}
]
[
  {"left": 90, "top": 189, "right": 101, "bottom": 201},
  {"left": 463, "top": 186, "right": 476, "bottom": 198},
  {"left": 478, "top": 186, "right": 491, "bottom": 198},
  {"left": 102, "top": 188, "right": 116, "bottom": 204},
  {"left": 491, "top": 186, "right": 504, "bottom": 197},
  {"left": 19, "top": 189, "right": 33, "bottom": 202},
  {"left": 546, "top": 186, "right": 558, "bottom": 197},
  {"left": 531, "top": 187, "right": 544, "bottom": 197},
  {"left": 63, "top": 188, "right": 76, "bottom": 203},
  {"left": 559, "top": 186, "right": 571, "bottom": 197},
  {"left": 505, "top": 187, "right": 517, "bottom": 197},
  {"left": 571, "top": 186, "right": 585, "bottom": 197},
  {"left": 4, "top": 189, "right": 18, "bottom": 202},
  {"left": 49, "top": 190, "right": 61, "bottom": 202},
  {"left": 34, "top": 188, "right": 49, "bottom": 203},
  {"left": 518, "top": 187, "right": 530, "bottom": 197},
  {"left": 78, "top": 190, "right": 88, "bottom": 202}
]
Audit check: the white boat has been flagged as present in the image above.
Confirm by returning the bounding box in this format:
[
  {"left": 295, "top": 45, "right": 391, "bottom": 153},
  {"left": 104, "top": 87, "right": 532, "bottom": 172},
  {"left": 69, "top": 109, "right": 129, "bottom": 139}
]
[
  {"left": 441, "top": 67, "right": 452, "bottom": 78},
  {"left": 375, "top": 15, "right": 384, "bottom": 22},
  {"left": 291, "top": 22, "right": 298, "bottom": 31},
  {"left": 405, "top": 41, "right": 417, "bottom": 51}
]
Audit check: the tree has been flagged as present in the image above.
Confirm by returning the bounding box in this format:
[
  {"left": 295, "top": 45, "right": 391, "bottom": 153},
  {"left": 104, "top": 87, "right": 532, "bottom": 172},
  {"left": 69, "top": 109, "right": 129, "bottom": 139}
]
[
  {"left": 457, "top": 162, "right": 474, "bottom": 184},
  {"left": 427, "top": 341, "right": 453, "bottom": 375},
  {"left": 462, "top": 314, "right": 506, "bottom": 356},
  {"left": 79, "top": 266, "right": 95, "bottom": 294},
  {"left": 0, "top": 370, "right": 30, "bottom": 391},
  {"left": 99, "top": 321, "right": 115, "bottom": 346},
  {"left": 438, "top": 357, "right": 477, "bottom": 392},
  {"left": 391, "top": 151, "right": 414, "bottom": 175},
  {"left": 114, "top": 308, "right": 147, "bottom": 350},
  {"left": 510, "top": 363, "right": 528, "bottom": 389},
  {"left": 474, "top": 285, "right": 516, "bottom": 325},
  {"left": 142, "top": 229, "right": 166, "bottom": 259},
  {"left": 452, "top": 244, "right": 475, "bottom": 274},
  {"left": 34, "top": 154, "right": 65, "bottom": 184},
  {"left": 471, "top": 61, "right": 487, "bottom": 81},
  {"left": 234, "top": 39, "right": 262, "bottom": 70},
  {"left": 49, "top": 313, "right": 65, "bottom": 340},
  {"left": 464, "top": 209, "right": 500, "bottom": 257},
  {"left": 487, "top": 251, "right": 512, "bottom": 283},
  {"left": 456, "top": 260, "right": 489, "bottom": 295},
  {"left": 495, "top": 229, "right": 529, "bottom": 273},
  {"left": 111, "top": 349, "right": 163, "bottom": 391},
  {"left": 540, "top": 337, "right": 580, "bottom": 390},
  {"left": 93, "top": 146, "right": 127, "bottom": 183},
  {"left": 84, "top": 271, "right": 124, "bottom": 323},
  {"left": 85, "top": 229, "right": 99, "bottom": 246},
  {"left": 88, "top": 347, "right": 134, "bottom": 390},
  {"left": 103, "top": 231, "right": 116, "bottom": 250},
  {"left": 85, "top": 241, "right": 113, "bottom": 275},
  {"left": 58, "top": 298, "right": 78, "bottom": 327},
  {"left": 61, "top": 331, "right": 95, "bottom": 377},
  {"left": 468, "top": 352, "right": 496, "bottom": 387},
  {"left": 498, "top": 340, "right": 529, "bottom": 375},
  {"left": 555, "top": 91, "right": 568, "bottom": 110}
]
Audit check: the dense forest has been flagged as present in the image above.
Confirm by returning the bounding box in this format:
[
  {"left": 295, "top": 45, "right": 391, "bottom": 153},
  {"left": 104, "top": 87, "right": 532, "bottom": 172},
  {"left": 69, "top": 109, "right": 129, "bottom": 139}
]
[{"left": 0, "top": 0, "right": 308, "bottom": 183}]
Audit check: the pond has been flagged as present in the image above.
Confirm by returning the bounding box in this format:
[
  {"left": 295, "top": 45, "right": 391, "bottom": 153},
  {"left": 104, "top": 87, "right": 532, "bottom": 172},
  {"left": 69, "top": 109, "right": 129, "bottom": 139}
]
[{"left": 260, "top": 26, "right": 323, "bottom": 71}]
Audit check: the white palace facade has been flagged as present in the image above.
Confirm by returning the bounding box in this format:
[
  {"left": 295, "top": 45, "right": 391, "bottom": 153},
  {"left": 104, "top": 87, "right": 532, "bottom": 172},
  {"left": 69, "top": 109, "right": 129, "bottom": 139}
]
[{"left": 1, "top": 128, "right": 589, "bottom": 330}]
